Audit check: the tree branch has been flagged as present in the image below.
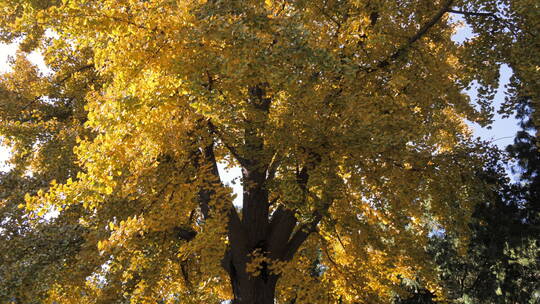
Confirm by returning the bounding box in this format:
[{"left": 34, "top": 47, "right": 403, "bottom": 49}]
[
  {"left": 207, "top": 120, "right": 249, "bottom": 168},
  {"left": 360, "top": 0, "right": 454, "bottom": 74},
  {"left": 448, "top": 8, "right": 527, "bottom": 38},
  {"left": 282, "top": 152, "right": 330, "bottom": 261},
  {"left": 18, "top": 64, "right": 94, "bottom": 112},
  {"left": 196, "top": 140, "right": 221, "bottom": 219},
  {"left": 267, "top": 205, "right": 298, "bottom": 259},
  {"left": 283, "top": 213, "right": 322, "bottom": 261},
  {"left": 55, "top": 64, "right": 94, "bottom": 85},
  {"left": 447, "top": 9, "right": 496, "bottom": 18},
  {"left": 266, "top": 151, "right": 282, "bottom": 181},
  {"left": 172, "top": 226, "right": 197, "bottom": 241},
  {"left": 19, "top": 96, "right": 42, "bottom": 111}
]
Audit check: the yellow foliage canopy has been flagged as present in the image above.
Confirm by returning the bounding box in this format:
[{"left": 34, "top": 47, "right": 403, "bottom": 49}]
[{"left": 0, "top": 0, "right": 536, "bottom": 303}]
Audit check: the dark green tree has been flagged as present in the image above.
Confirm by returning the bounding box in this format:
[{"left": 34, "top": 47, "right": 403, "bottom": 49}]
[{"left": 397, "top": 107, "right": 539, "bottom": 304}]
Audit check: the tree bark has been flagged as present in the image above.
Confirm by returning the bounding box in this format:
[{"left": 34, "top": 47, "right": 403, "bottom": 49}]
[
  {"left": 221, "top": 85, "right": 319, "bottom": 304},
  {"left": 227, "top": 164, "right": 277, "bottom": 304},
  {"left": 229, "top": 264, "right": 278, "bottom": 304}
]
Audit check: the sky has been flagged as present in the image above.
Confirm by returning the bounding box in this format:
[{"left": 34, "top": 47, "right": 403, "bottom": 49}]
[
  {"left": 469, "top": 64, "right": 519, "bottom": 147},
  {"left": 0, "top": 22, "right": 521, "bottom": 200},
  {"left": 0, "top": 42, "right": 18, "bottom": 172},
  {"left": 0, "top": 42, "right": 48, "bottom": 171},
  {"left": 451, "top": 17, "right": 520, "bottom": 149}
]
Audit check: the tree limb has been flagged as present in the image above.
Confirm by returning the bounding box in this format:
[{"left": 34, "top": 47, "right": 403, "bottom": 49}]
[
  {"left": 447, "top": 9, "right": 496, "bottom": 18},
  {"left": 359, "top": 0, "right": 454, "bottom": 75},
  {"left": 282, "top": 212, "right": 323, "bottom": 261},
  {"left": 207, "top": 120, "right": 249, "bottom": 168},
  {"left": 55, "top": 64, "right": 94, "bottom": 85}
]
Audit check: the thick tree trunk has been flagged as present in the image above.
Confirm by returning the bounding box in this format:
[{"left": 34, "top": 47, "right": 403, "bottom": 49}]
[
  {"left": 225, "top": 162, "right": 279, "bottom": 304},
  {"left": 223, "top": 166, "right": 312, "bottom": 304},
  {"left": 227, "top": 164, "right": 277, "bottom": 304},
  {"left": 220, "top": 85, "right": 317, "bottom": 304},
  {"left": 230, "top": 273, "right": 277, "bottom": 304},
  {"left": 222, "top": 160, "right": 319, "bottom": 304}
]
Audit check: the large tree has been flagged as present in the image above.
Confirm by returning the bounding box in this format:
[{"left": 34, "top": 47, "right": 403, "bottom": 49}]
[{"left": 0, "top": 0, "right": 533, "bottom": 303}]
